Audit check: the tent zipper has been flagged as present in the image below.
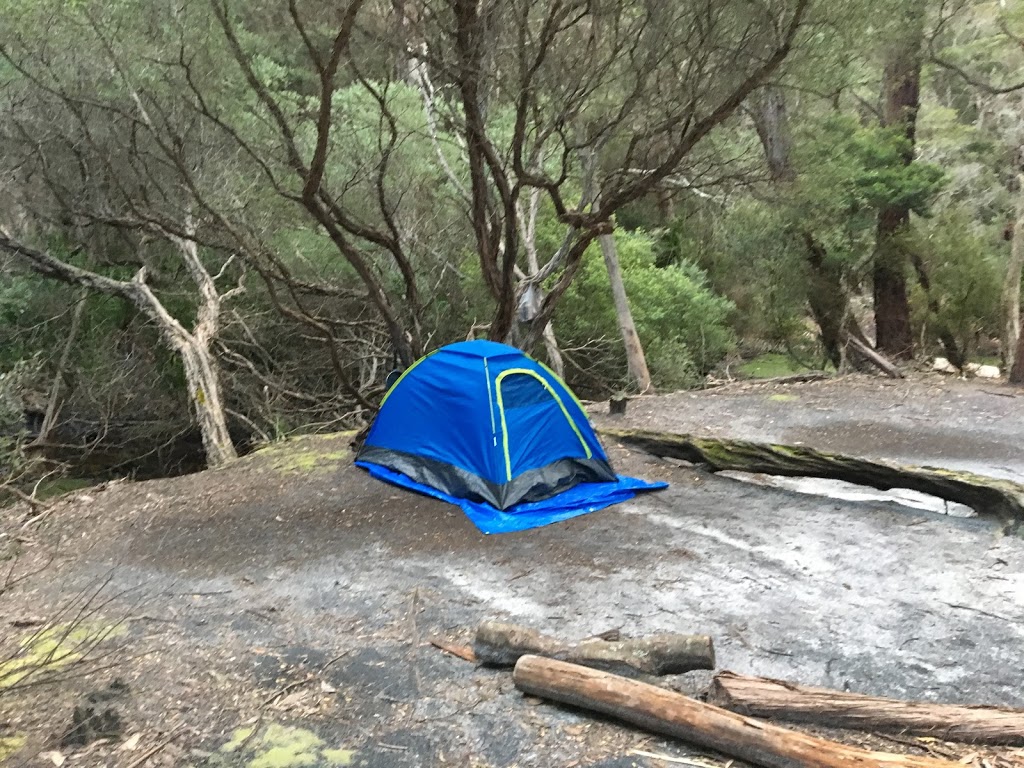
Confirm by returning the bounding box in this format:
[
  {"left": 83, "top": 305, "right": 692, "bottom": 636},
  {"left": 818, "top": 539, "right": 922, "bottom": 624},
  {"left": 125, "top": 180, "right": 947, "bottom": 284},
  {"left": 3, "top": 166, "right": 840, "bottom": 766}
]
[{"left": 483, "top": 358, "right": 498, "bottom": 447}]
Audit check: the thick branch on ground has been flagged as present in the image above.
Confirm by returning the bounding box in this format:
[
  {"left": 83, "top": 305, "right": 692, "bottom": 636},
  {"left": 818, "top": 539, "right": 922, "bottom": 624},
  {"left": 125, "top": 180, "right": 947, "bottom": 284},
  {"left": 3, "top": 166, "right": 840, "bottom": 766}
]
[
  {"left": 600, "top": 428, "right": 1024, "bottom": 525},
  {"left": 844, "top": 333, "right": 903, "bottom": 378},
  {"left": 512, "top": 656, "right": 959, "bottom": 768},
  {"left": 707, "top": 671, "right": 1024, "bottom": 746},
  {"left": 474, "top": 621, "right": 713, "bottom": 676}
]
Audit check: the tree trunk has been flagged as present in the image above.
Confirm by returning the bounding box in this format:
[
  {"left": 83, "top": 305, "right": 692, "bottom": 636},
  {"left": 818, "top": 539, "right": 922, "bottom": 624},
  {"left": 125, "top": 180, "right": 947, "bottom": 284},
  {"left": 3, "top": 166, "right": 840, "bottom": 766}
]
[
  {"left": 598, "top": 233, "right": 653, "bottom": 393},
  {"left": 36, "top": 290, "right": 88, "bottom": 443},
  {"left": 541, "top": 322, "right": 565, "bottom": 378},
  {"left": 749, "top": 87, "right": 850, "bottom": 369},
  {"left": 0, "top": 232, "right": 238, "bottom": 468},
  {"left": 512, "top": 656, "right": 959, "bottom": 768},
  {"left": 600, "top": 427, "right": 1024, "bottom": 527},
  {"left": 803, "top": 234, "right": 850, "bottom": 369},
  {"left": 1010, "top": 321, "right": 1024, "bottom": 385},
  {"left": 749, "top": 87, "right": 797, "bottom": 183},
  {"left": 874, "top": 211, "right": 915, "bottom": 359},
  {"left": 872, "top": 0, "right": 927, "bottom": 360},
  {"left": 708, "top": 671, "right": 1024, "bottom": 745},
  {"left": 473, "top": 620, "right": 714, "bottom": 676},
  {"left": 1003, "top": 188, "right": 1024, "bottom": 373},
  {"left": 178, "top": 342, "right": 237, "bottom": 468}
]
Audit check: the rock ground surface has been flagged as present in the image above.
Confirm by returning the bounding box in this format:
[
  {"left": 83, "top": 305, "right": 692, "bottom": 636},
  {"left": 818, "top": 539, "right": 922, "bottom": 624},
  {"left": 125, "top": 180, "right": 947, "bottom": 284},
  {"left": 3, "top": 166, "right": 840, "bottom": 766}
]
[{"left": 2, "top": 375, "right": 1023, "bottom": 767}]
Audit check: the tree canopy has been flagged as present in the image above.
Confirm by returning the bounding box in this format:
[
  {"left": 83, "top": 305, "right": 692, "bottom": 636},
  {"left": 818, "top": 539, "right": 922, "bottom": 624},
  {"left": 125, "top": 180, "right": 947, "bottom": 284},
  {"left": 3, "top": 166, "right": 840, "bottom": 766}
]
[{"left": 0, "top": 0, "right": 1022, "bottom": 477}]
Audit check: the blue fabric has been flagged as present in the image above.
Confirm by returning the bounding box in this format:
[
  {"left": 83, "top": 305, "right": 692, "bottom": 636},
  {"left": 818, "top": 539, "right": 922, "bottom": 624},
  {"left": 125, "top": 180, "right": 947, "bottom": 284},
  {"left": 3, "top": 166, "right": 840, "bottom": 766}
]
[
  {"left": 359, "top": 339, "right": 669, "bottom": 530},
  {"left": 364, "top": 340, "right": 608, "bottom": 484},
  {"left": 357, "top": 460, "right": 668, "bottom": 534}
]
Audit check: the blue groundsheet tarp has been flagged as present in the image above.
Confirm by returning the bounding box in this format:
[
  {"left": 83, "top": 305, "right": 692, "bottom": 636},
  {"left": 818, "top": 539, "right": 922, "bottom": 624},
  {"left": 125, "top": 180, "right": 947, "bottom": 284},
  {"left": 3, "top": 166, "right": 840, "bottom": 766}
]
[{"left": 357, "top": 460, "right": 667, "bottom": 534}]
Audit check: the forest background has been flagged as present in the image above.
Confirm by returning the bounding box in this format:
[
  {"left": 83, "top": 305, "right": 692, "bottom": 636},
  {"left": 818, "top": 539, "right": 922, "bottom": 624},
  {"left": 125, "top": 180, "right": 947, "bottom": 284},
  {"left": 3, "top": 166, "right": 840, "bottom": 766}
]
[{"left": 1, "top": 0, "right": 1022, "bottom": 486}]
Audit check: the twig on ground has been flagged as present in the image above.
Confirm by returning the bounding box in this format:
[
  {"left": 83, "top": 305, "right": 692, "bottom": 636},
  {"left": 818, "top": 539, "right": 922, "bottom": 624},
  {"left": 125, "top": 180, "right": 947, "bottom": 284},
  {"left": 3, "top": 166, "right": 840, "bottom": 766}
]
[{"left": 428, "top": 639, "right": 476, "bottom": 662}]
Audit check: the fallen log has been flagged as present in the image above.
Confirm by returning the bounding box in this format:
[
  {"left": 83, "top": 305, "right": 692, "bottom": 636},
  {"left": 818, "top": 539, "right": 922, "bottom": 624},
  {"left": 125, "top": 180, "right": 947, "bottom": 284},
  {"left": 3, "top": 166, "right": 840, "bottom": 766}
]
[
  {"left": 707, "top": 671, "right": 1024, "bottom": 745},
  {"left": 845, "top": 334, "right": 904, "bottom": 379},
  {"left": 512, "top": 655, "right": 959, "bottom": 768},
  {"left": 474, "top": 620, "right": 714, "bottom": 676},
  {"left": 600, "top": 428, "right": 1024, "bottom": 526}
]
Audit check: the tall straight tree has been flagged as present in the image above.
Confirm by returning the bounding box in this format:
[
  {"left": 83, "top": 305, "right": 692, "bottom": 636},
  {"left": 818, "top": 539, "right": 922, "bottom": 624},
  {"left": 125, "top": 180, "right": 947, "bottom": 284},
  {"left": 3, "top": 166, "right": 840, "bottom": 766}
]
[{"left": 872, "top": 0, "right": 928, "bottom": 359}]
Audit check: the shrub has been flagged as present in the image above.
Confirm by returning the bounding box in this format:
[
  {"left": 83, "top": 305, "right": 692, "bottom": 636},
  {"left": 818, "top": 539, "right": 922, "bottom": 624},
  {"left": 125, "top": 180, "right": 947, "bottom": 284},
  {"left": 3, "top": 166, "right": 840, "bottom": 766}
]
[{"left": 556, "top": 229, "right": 734, "bottom": 393}]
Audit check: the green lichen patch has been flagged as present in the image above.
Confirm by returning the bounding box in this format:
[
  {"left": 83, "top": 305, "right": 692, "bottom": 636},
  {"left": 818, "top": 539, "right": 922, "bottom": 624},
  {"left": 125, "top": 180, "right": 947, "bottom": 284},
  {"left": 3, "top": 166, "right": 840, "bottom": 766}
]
[
  {"left": 245, "top": 433, "right": 356, "bottom": 474},
  {"left": 738, "top": 353, "right": 813, "bottom": 379},
  {"left": 0, "top": 734, "right": 27, "bottom": 762},
  {"left": 0, "top": 622, "right": 125, "bottom": 690},
  {"left": 214, "top": 723, "right": 356, "bottom": 768}
]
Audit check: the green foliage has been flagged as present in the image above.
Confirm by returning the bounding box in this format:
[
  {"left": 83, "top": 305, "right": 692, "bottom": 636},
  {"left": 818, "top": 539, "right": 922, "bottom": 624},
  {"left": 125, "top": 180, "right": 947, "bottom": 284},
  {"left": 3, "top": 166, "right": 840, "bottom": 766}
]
[
  {"left": 796, "top": 115, "right": 947, "bottom": 223},
  {"left": 908, "top": 211, "right": 1004, "bottom": 358},
  {"left": 557, "top": 230, "right": 734, "bottom": 391},
  {"left": 693, "top": 201, "right": 809, "bottom": 347}
]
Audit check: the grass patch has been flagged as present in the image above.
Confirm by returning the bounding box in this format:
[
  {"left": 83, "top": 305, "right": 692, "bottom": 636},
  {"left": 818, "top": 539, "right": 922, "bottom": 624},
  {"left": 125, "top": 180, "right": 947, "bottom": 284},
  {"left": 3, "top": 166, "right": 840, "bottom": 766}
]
[
  {"left": 34, "top": 477, "right": 97, "bottom": 501},
  {"left": 737, "top": 353, "right": 814, "bottom": 379}
]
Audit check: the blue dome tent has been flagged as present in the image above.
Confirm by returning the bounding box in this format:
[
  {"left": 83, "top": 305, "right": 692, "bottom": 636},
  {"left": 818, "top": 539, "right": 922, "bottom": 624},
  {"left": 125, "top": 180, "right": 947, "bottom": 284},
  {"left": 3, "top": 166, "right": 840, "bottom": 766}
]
[{"left": 355, "top": 340, "right": 666, "bottom": 533}]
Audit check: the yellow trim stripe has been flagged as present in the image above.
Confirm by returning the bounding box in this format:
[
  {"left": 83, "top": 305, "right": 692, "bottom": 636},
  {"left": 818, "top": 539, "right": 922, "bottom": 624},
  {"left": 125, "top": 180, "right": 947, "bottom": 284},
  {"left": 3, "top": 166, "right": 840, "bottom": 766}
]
[
  {"left": 379, "top": 351, "right": 434, "bottom": 407},
  {"left": 495, "top": 367, "right": 592, "bottom": 482},
  {"left": 536, "top": 360, "right": 589, "bottom": 414}
]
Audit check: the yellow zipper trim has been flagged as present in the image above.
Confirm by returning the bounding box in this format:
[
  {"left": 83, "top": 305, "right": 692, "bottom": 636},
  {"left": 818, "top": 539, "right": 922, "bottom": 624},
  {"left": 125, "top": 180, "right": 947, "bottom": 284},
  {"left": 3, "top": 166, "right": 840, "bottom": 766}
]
[
  {"left": 536, "top": 360, "right": 589, "bottom": 414},
  {"left": 495, "top": 367, "right": 592, "bottom": 482},
  {"left": 379, "top": 350, "right": 434, "bottom": 407}
]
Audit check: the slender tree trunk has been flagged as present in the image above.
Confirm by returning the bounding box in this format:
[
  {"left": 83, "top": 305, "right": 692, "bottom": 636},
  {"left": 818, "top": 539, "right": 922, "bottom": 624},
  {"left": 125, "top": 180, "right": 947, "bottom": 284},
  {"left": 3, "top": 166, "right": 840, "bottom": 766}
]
[
  {"left": 542, "top": 322, "right": 565, "bottom": 378},
  {"left": 583, "top": 143, "right": 653, "bottom": 393},
  {"left": 1003, "top": 188, "right": 1024, "bottom": 373},
  {"left": 598, "top": 233, "right": 653, "bottom": 393},
  {"left": 872, "top": 0, "right": 926, "bottom": 360},
  {"left": 36, "top": 290, "right": 88, "bottom": 443},
  {"left": 516, "top": 189, "right": 566, "bottom": 377},
  {"left": 177, "top": 341, "right": 236, "bottom": 467},
  {"left": 1010, "top": 326, "right": 1024, "bottom": 384},
  {"left": 750, "top": 87, "right": 848, "bottom": 370},
  {"left": 164, "top": 226, "right": 238, "bottom": 466}
]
